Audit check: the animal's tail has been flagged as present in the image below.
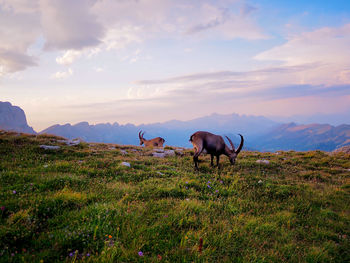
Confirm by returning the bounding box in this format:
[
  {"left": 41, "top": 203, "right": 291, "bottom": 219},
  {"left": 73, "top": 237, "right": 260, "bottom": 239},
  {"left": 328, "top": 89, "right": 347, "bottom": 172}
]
[{"left": 189, "top": 134, "right": 194, "bottom": 142}]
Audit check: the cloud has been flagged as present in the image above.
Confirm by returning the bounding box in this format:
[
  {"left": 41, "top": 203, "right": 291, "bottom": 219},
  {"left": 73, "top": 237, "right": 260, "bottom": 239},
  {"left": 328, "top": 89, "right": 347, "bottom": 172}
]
[
  {"left": 0, "top": 49, "right": 37, "bottom": 74},
  {"left": 40, "top": 0, "right": 104, "bottom": 50},
  {"left": 51, "top": 68, "right": 73, "bottom": 79},
  {"left": 0, "top": 0, "right": 39, "bottom": 13},
  {"left": 1, "top": 0, "right": 266, "bottom": 74},
  {"left": 56, "top": 50, "right": 83, "bottom": 65},
  {"left": 255, "top": 23, "right": 350, "bottom": 85},
  {"left": 183, "top": 2, "right": 265, "bottom": 39},
  {"left": 0, "top": 2, "right": 41, "bottom": 74},
  {"left": 94, "top": 67, "right": 104, "bottom": 73}
]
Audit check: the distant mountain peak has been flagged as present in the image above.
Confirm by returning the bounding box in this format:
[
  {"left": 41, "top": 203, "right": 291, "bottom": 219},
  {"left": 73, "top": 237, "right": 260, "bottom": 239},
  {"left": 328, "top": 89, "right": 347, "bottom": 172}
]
[{"left": 0, "top": 101, "right": 36, "bottom": 134}]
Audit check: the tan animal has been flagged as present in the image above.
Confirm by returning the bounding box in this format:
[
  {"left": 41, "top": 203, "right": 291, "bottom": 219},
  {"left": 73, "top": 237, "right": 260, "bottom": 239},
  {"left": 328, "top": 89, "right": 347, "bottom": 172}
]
[
  {"left": 189, "top": 131, "right": 244, "bottom": 169},
  {"left": 138, "top": 130, "right": 165, "bottom": 147}
]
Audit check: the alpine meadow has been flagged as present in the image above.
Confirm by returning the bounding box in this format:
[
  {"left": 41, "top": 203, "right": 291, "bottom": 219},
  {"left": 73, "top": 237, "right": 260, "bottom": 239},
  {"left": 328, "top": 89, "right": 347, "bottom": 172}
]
[{"left": 0, "top": 131, "right": 349, "bottom": 262}]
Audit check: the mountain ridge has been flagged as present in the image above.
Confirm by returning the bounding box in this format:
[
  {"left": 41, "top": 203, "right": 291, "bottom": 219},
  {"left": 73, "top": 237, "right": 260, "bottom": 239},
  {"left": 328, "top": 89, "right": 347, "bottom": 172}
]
[{"left": 1, "top": 101, "right": 349, "bottom": 151}]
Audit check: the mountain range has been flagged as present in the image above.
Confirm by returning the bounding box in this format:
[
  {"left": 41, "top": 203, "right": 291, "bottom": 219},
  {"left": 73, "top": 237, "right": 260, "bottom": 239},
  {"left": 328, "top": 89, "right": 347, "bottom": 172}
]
[{"left": 1, "top": 101, "right": 349, "bottom": 152}]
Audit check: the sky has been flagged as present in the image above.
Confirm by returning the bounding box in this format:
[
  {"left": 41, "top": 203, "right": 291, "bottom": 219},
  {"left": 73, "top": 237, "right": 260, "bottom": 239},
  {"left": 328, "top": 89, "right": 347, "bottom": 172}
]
[{"left": 1, "top": 0, "right": 350, "bottom": 131}]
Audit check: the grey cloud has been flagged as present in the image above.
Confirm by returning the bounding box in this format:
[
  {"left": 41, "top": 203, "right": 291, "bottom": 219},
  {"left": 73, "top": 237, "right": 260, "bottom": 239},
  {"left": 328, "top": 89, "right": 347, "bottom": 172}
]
[
  {"left": 258, "top": 84, "right": 350, "bottom": 100},
  {"left": 41, "top": 0, "right": 104, "bottom": 50},
  {"left": 0, "top": 49, "right": 37, "bottom": 73},
  {"left": 185, "top": 8, "right": 229, "bottom": 35},
  {"left": 136, "top": 63, "right": 321, "bottom": 85}
]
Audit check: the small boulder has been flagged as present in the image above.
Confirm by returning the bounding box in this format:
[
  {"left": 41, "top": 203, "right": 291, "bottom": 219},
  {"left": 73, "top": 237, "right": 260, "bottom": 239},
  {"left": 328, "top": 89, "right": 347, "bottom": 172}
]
[
  {"left": 152, "top": 152, "right": 166, "bottom": 158},
  {"left": 256, "top": 159, "right": 270, "bottom": 164},
  {"left": 121, "top": 162, "right": 131, "bottom": 167},
  {"left": 40, "top": 145, "right": 60, "bottom": 150}
]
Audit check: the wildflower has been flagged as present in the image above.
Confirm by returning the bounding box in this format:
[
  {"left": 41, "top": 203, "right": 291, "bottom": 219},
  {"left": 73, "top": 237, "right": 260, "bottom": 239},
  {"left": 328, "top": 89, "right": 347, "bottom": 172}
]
[
  {"left": 215, "top": 190, "right": 219, "bottom": 193},
  {"left": 219, "top": 180, "right": 223, "bottom": 184},
  {"left": 69, "top": 252, "right": 74, "bottom": 257},
  {"left": 86, "top": 253, "right": 90, "bottom": 257},
  {"left": 157, "top": 254, "right": 162, "bottom": 260},
  {"left": 138, "top": 251, "right": 144, "bottom": 256},
  {"left": 185, "top": 181, "right": 188, "bottom": 184},
  {"left": 13, "top": 190, "right": 17, "bottom": 194},
  {"left": 164, "top": 215, "right": 168, "bottom": 218},
  {"left": 207, "top": 180, "right": 211, "bottom": 184},
  {"left": 207, "top": 185, "right": 211, "bottom": 188},
  {"left": 108, "top": 235, "right": 112, "bottom": 239},
  {"left": 1, "top": 206, "right": 5, "bottom": 211},
  {"left": 185, "top": 236, "right": 188, "bottom": 239},
  {"left": 185, "top": 187, "right": 188, "bottom": 189}
]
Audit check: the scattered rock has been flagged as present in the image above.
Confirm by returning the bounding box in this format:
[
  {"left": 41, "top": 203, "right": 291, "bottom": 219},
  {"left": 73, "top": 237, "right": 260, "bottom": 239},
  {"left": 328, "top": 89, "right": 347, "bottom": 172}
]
[
  {"left": 165, "top": 150, "right": 175, "bottom": 156},
  {"left": 40, "top": 145, "right": 60, "bottom": 150},
  {"left": 175, "top": 149, "right": 185, "bottom": 156},
  {"left": 57, "top": 138, "right": 82, "bottom": 146},
  {"left": 109, "top": 146, "right": 116, "bottom": 150},
  {"left": 121, "top": 162, "right": 131, "bottom": 167},
  {"left": 152, "top": 152, "right": 166, "bottom": 158},
  {"left": 120, "top": 150, "right": 128, "bottom": 155},
  {"left": 43, "top": 164, "right": 48, "bottom": 168},
  {"left": 256, "top": 159, "right": 270, "bottom": 164},
  {"left": 258, "top": 180, "right": 263, "bottom": 184},
  {"left": 156, "top": 171, "right": 164, "bottom": 176},
  {"left": 152, "top": 150, "right": 175, "bottom": 158}
]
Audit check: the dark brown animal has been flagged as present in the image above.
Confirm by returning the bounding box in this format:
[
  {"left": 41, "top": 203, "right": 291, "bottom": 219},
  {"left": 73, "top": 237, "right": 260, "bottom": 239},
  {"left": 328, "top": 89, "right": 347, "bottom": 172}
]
[
  {"left": 189, "top": 131, "right": 244, "bottom": 169},
  {"left": 138, "top": 130, "right": 165, "bottom": 147}
]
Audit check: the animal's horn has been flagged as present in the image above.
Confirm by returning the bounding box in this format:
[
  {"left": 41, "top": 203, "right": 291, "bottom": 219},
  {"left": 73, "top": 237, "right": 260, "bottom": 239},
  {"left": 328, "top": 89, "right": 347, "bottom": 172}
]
[
  {"left": 235, "top": 134, "right": 244, "bottom": 154},
  {"left": 225, "top": 136, "right": 236, "bottom": 152},
  {"left": 139, "top": 131, "right": 143, "bottom": 140}
]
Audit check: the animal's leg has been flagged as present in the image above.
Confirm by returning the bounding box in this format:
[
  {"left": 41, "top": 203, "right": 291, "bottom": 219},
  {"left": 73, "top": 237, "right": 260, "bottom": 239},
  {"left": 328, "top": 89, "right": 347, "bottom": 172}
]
[
  {"left": 210, "top": 155, "right": 214, "bottom": 166},
  {"left": 193, "top": 145, "right": 203, "bottom": 170},
  {"left": 216, "top": 155, "right": 220, "bottom": 168}
]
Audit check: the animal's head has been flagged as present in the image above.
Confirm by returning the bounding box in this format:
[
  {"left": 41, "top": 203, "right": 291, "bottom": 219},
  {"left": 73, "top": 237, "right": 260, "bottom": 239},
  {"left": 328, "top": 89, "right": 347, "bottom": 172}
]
[
  {"left": 225, "top": 134, "right": 244, "bottom": 165},
  {"left": 138, "top": 131, "right": 145, "bottom": 145}
]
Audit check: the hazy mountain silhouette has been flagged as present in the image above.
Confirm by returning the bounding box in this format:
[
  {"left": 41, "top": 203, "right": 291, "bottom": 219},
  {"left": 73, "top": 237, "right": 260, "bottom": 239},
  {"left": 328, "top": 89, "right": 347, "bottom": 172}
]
[
  {"left": 0, "top": 101, "right": 35, "bottom": 134},
  {"left": 1, "top": 101, "right": 349, "bottom": 151},
  {"left": 254, "top": 122, "right": 350, "bottom": 151},
  {"left": 40, "top": 113, "right": 279, "bottom": 149}
]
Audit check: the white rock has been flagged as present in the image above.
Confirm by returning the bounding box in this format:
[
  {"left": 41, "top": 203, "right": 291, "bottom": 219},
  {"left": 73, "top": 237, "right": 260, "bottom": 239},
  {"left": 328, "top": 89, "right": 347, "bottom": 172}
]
[
  {"left": 120, "top": 150, "right": 128, "bottom": 155},
  {"left": 164, "top": 150, "right": 175, "bottom": 156},
  {"left": 156, "top": 171, "right": 164, "bottom": 176},
  {"left": 175, "top": 149, "right": 184, "bottom": 156},
  {"left": 258, "top": 180, "right": 263, "bottom": 184},
  {"left": 152, "top": 150, "right": 175, "bottom": 158},
  {"left": 40, "top": 145, "right": 60, "bottom": 150},
  {"left": 152, "top": 152, "right": 166, "bottom": 158},
  {"left": 121, "top": 162, "right": 131, "bottom": 167},
  {"left": 256, "top": 159, "right": 270, "bottom": 164}
]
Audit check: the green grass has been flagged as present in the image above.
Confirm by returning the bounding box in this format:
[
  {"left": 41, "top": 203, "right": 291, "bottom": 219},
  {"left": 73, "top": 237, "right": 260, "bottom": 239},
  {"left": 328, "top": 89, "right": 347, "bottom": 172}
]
[{"left": 0, "top": 131, "right": 349, "bottom": 262}]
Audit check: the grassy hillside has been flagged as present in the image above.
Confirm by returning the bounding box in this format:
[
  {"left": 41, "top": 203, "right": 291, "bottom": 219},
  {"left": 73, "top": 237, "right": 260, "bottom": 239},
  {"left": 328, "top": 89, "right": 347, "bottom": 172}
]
[{"left": 0, "top": 131, "right": 349, "bottom": 262}]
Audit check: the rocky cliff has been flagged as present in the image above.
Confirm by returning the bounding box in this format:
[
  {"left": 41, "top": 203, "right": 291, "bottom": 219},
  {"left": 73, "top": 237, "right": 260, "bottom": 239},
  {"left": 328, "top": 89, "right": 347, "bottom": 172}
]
[{"left": 0, "top": 101, "right": 36, "bottom": 134}]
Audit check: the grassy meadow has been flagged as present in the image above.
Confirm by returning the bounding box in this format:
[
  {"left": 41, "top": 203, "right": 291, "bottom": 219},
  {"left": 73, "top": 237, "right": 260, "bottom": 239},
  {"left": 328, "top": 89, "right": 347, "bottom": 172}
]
[{"left": 0, "top": 131, "right": 349, "bottom": 262}]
